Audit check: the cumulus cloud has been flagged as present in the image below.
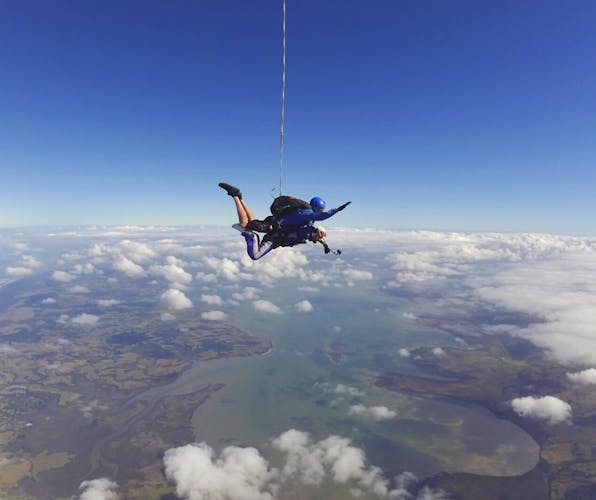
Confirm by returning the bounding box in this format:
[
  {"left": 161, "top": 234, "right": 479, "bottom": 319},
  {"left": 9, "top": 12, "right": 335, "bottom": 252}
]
[
  {"left": 201, "top": 310, "right": 228, "bottom": 321},
  {"left": 334, "top": 384, "right": 365, "bottom": 397},
  {"left": 432, "top": 347, "right": 445, "bottom": 357},
  {"left": 6, "top": 266, "right": 33, "bottom": 277},
  {"left": 98, "top": 299, "right": 120, "bottom": 307},
  {"left": 243, "top": 248, "right": 309, "bottom": 285},
  {"left": 232, "top": 287, "right": 261, "bottom": 301},
  {"left": 343, "top": 269, "right": 374, "bottom": 281},
  {"left": 78, "top": 477, "right": 119, "bottom": 500},
  {"left": 348, "top": 404, "right": 397, "bottom": 421},
  {"left": 5, "top": 254, "right": 41, "bottom": 277},
  {"left": 566, "top": 368, "right": 596, "bottom": 385},
  {"left": 294, "top": 300, "right": 313, "bottom": 313},
  {"left": 115, "top": 239, "right": 156, "bottom": 262},
  {"left": 42, "top": 297, "right": 56, "bottom": 304},
  {"left": 273, "top": 429, "right": 391, "bottom": 496},
  {"left": 203, "top": 256, "right": 244, "bottom": 282},
  {"left": 113, "top": 256, "right": 145, "bottom": 278},
  {"left": 201, "top": 294, "right": 224, "bottom": 306},
  {"left": 0, "top": 344, "right": 18, "bottom": 356},
  {"left": 399, "top": 348, "right": 411, "bottom": 358},
  {"left": 161, "top": 312, "right": 176, "bottom": 322},
  {"left": 164, "top": 442, "right": 277, "bottom": 500},
  {"left": 69, "top": 285, "right": 90, "bottom": 294},
  {"left": 71, "top": 314, "right": 100, "bottom": 327},
  {"left": 361, "top": 230, "right": 596, "bottom": 366},
  {"left": 150, "top": 261, "right": 192, "bottom": 285},
  {"left": 163, "top": 425, "right": 434, "bottom": 500},
  {"left": 253, "top": 300, "right": 283, "bottom": 315},
  {"left": 72, "top": 263, "right": 95, "bottom": 275},
  {"left": 160, "top": 289, "right": 193, "bottom": 310},
  {"left": 80, "top": 400, "right": 109, "bottom": 419},
  {"left": 510, "top": 395, "right": 572, "bottom": 424},
  {"left": 53, "top": 270, "right": 75, "bottom": 282}
]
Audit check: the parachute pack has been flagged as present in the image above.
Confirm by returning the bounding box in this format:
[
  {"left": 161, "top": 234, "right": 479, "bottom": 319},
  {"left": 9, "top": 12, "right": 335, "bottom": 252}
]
[{"left": 270, "top": 196, "right": 310, "bottom": 219}]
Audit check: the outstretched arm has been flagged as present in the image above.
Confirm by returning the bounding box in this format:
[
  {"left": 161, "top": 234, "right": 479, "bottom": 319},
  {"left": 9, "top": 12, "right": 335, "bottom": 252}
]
[{"left": 281, "top": 202, "right": 351, "bottom": 226}]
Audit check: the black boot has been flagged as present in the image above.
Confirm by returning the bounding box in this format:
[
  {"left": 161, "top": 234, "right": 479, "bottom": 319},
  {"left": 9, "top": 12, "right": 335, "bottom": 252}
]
[{"left": 218, "top": 182, "right": 242, "bottom": 199}]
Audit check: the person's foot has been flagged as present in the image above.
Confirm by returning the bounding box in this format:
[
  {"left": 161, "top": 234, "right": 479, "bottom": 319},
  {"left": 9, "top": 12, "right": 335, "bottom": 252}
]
[{"left": 218, "top": 182, "right": 242, "bottom": 199}]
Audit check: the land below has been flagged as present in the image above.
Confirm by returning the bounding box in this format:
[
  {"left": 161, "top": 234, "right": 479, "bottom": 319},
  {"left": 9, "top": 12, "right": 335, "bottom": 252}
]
[
  {"left": 375, "top": 335, "right": 596, "bottom": 499},
  {"left": 0, "top": 283, "right": 270, "bottom": 499}
]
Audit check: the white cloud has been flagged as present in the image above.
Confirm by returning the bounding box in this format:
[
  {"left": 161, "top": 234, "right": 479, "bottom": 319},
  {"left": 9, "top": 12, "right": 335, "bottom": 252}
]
[
  {"left": 343, "top": 269, "right": 374, "bottom": 281},
  {"left": 6, "top": 266, "right": 33, "bottom": 277},
  {"left": 203, "top": 256, "right": 244, "bottom": 282},
  {"left": 415, "top": 486, "right": 450, "bottom": 500},
  {"left": 294, "top": 300, "right": 313, "bottom": 313},
  {"left": 232, "top": 287, "right": 261, "bottom": 301},
  {"left": 151, "top": 261, "right": 192, "bottom": 284},
  {"left": 160, "top": 289, "right": 193, "bottom": 310},
  {"left": 402, "top": 312, "right": 416, "bottom": 320},
  {"left": 243, "top": 248, "right": 309, "bottom": 285},
  {"left": 253, "top": 300, "right": 283, "bottom": 315},
  {"left": 116, "top": 239, "right": 156, "bottom": 262},
  {"left": 72, "top": 263, "right": 95, "bottom": 275},
  {"left": 201, "top": 310, "right": 228, "bottom": 321},
  {"left": 399, "top": 348, "right": 411, "bottom": 358},
  {"left": 334, "top": 384, "right": 365, "bottom": 398},
  {"left": 71, "top": 314, "right": 99, "bottom": 327},
  {"left": 201, "top": 294, "right": 224, "bottom": 306},
  {"left": 164, "top": 442, "right": 277, "bottom": 500},
  {"left": 113, "top": 256, "right": 145, "bottom": 278},
  {"left": 163, "top": 427, "right": 444, "bottom": 499},
  {"left": 98, "top": 299, "right": 120, "bottom": 307},
  {"left": 566, "top": 368, "right": 596, "bottom": 385},
  {"left": 432, "top": 347, "right": 445, "bottom": 357},
  {"left": 333, "top": 325, "right": 342, "bottom": 333},
  {"left": 348, "top": 404, "right": 397, "bottom": 421},
  {"left": 78, "top": 477, "right": 119, "bottom": 500},
  {"left": 0, "top": 344, "right": 18, "bottom": 356},
  {"left": 161, "top": 312, "right": 176, "bottom": 322},
  {"left": 360, "top": 230, "right": 596, "bottom": 366},
  {"left": 53, "top": 270, "right": 75, "bottom": 282},
  {"left": 273, "top": 429, "right": 391, "bottom": 496},
  {"left": 42, "top": 297, "right": 56, "bottom": 304},
  {"left": 4, "top": 254, "right": 41, "bottom": 277},
  {"left": 510, "top": 395, "right": 571, "bottom": 424},
  {"left": 69, "top": 285, "right": 90, "bottom": 294}
]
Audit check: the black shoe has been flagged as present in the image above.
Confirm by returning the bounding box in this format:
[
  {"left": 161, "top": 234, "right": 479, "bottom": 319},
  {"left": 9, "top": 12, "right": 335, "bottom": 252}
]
[{"left": 218, "top": 182, "right": 242, "bottom": 199}]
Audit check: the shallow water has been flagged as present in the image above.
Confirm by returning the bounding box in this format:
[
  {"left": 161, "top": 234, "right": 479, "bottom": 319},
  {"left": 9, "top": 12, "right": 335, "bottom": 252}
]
[{"left": 138, "top": 284, "right": 539, "bottom": 478}]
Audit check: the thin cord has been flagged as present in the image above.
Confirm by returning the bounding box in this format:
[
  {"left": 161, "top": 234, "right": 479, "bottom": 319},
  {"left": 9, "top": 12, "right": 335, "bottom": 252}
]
[{"left": 279, "top": 0, "right": 286, "bottom": 196}]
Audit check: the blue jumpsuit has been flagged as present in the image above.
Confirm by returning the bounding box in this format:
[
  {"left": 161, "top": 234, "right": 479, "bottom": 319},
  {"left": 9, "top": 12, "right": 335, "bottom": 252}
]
[
  {"left": 279, "top": 207, "right": 340, "bottom": 226},
  {"left": 242, "top": 225, "right": 317, "bottom": 260}
]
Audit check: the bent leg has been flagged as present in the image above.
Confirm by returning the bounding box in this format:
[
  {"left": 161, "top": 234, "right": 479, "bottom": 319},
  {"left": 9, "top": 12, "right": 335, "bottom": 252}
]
[
  {"left": 233, "top": 196, "right": 250, "bottom": 227},
  {"left": 240, "top": 199, "right": 254, "bottom": 222},
  {"left": 242, "top": 231, "right": 276, "bottom": 260}
]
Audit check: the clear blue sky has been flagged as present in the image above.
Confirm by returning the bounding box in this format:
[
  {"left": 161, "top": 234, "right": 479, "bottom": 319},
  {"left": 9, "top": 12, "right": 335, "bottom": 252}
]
[{"left": 1, "top": 1, "right": 595, "bottom": 234}]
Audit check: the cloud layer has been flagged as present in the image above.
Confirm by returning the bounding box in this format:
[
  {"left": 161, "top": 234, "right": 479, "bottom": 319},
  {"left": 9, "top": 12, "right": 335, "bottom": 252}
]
[{"left": 163, "top": 429, "right": 443, "bottom": 499}]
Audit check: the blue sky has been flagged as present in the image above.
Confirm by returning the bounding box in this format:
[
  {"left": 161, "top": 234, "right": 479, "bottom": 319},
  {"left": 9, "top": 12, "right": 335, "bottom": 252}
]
[{"left": 1, "top": 1, "right": 595, "bottom": 234}]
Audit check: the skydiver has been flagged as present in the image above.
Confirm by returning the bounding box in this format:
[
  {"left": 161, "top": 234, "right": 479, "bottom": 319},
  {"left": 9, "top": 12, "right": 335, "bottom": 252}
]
[
  {"left": 219, "top": 182, "right": 350, "bottom": 228},
  {"left": 218, "top": 183, "right": 345, "bottom": 260}
]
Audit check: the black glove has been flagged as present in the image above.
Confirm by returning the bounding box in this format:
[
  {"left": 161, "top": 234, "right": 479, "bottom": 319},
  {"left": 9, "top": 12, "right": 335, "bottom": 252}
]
[{"left": 336, "top": 201, "right": 351, "bottom": 212}]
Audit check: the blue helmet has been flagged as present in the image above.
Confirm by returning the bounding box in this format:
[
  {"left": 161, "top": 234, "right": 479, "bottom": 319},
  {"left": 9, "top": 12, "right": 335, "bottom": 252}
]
[{"left": 310, "top": 197, "right": 326, "bottom": 212}]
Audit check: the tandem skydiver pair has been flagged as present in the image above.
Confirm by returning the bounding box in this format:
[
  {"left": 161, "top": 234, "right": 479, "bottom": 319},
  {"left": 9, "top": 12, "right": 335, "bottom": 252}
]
[{"left": 218, "top": 182, "right": 350, "bottom": 260}]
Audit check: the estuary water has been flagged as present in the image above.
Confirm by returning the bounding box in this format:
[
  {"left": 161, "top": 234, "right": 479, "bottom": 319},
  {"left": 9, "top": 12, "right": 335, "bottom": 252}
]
[{"left": 138, "top": 283, "right": 539, "bottom": 479}]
